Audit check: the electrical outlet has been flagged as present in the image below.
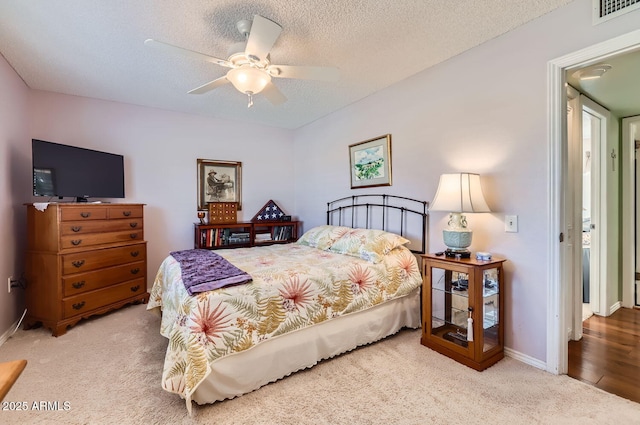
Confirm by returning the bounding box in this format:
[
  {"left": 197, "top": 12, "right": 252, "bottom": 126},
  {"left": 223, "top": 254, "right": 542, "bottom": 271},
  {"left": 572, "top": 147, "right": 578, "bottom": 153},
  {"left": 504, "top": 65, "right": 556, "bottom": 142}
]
[
  {"left": 8, "top": 276, "right": 13, "bottom": 293},
  {"left": 505, "top": 215, "right": 518, "bottom": 233}
]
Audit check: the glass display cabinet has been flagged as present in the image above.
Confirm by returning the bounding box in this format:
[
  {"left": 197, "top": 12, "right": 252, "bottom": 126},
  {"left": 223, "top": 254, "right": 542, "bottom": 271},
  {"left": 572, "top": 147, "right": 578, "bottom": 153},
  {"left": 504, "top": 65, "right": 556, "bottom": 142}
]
[{"left": 421, "top": 254, "right": 506, "bottom": 371}]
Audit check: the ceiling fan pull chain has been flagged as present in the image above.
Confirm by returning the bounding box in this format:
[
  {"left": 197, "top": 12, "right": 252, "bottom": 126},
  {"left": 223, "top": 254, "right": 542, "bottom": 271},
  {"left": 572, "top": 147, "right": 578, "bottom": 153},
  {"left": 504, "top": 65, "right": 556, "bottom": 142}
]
[{"left": 247, "top": 92, "right": 254, "bottom": 108}]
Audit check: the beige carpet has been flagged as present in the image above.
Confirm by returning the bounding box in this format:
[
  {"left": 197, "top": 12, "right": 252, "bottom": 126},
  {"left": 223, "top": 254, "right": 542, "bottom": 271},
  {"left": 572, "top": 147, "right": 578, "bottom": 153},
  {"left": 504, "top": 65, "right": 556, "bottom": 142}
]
[{"left": 0, "top": 304, "right": 638, "bottom": 425}]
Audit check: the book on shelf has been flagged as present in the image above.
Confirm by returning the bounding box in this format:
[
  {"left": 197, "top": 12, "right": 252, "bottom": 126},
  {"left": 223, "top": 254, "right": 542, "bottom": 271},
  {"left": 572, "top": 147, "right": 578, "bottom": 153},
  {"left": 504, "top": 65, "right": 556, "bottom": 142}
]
[
  {"left": 200, "top": 228, "right": 230, "bottom": 247},
  {"left": 255, "top": 233, "right": 272, "bottom": 242},
  {"left": 271, "top": 225, "right": 292, "bottom": 241},
  {"left": 228, "top": 231, "right": 250, "bottom": 244},
  {"left": 231, "top": 232, "right": 250, "bottom": 237}
]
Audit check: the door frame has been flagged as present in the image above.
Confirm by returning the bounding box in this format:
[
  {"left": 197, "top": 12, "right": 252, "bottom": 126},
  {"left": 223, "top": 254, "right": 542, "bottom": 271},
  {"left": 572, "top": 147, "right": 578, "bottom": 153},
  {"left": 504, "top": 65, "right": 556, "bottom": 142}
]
[
  {"left": 564, "top": 81, "right": 611, "bottom": 343},
  {"left": 547, "top": 29, "right": 640, "bottom": 375},
  {"left": 622, "top": 115, "right": 640, "bottom": 308},
  {"left": 581, "top": 96, "right": 611, "bottom": 317},
  {"left": 566, "top": 87, "right": 583, "bottom": 341}
]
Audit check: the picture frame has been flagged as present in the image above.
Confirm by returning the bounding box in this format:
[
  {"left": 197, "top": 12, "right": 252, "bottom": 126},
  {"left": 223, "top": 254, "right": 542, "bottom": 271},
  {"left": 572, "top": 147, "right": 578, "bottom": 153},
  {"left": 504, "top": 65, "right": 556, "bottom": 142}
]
[
  {"left": 197, "top": 159, "right": 242, "bottom": 211},
  {"left": 349, "top": 134, "right": 392, "bottom": 189}
]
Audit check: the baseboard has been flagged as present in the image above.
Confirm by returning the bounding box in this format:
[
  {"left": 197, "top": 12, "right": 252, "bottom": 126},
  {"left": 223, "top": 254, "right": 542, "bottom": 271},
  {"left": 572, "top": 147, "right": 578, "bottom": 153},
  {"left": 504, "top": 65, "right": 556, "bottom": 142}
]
[
  {"left": 508, "top": 300, "right": 624, "bottom": 373},
  {"left": 608, "top": 301, "right": 622, "bottom": 315},
  {"left": 0, "top": 309, "right": 27, "bottom": 348},
  {"left": 0, "top": 319, "right": 20, "bottom": 348},
  {"left": 504, "top": 347, "right": 547, "bottom": 371}
]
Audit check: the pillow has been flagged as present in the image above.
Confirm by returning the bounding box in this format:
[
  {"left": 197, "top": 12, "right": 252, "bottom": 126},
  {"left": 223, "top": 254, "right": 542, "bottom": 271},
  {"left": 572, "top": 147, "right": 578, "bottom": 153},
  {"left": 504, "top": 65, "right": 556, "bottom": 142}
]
[
  {"left": 296, "top": 225, "right": 351, "bottom": 250},
  {"left": 328, "top": 228, "right": 410, "bottom": 263}
]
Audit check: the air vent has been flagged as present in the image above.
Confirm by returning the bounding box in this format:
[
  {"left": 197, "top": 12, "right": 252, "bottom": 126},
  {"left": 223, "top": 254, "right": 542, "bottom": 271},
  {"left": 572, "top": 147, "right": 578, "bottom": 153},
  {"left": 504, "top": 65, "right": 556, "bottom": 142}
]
[{"left": 593, "top": 0, "right": 640, "bottom": 24}]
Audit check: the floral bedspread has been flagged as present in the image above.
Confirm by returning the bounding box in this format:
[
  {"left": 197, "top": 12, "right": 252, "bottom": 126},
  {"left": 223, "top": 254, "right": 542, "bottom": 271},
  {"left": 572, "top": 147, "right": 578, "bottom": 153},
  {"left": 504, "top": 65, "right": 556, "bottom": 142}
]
[{"left": 147, "top": 243, "right": 421, "bottom": 403}]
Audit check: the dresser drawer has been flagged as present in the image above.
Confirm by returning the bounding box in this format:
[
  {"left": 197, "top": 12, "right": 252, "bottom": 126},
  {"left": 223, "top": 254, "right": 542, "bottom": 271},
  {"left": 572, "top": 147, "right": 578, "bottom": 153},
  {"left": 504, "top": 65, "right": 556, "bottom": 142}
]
[
  {"left": 60, "top": 229, "right": 143, "bottom": 250},
  {"left": 62, "top": 243, "right": 146, "bottom": 275},
  {"left": 63, "top": 278, "right": 146, "bottom": 318},
  {"left": 108, "top": 205, "right": 143, "bottom": 219},
  {"left": 63, "top": 261, "right": 146, "bottom": 296},
  {"left": 60, "top": 219, "right": 143, "bottom": 236},
  {"left": 60, "top": 206, "right": 108, "bottom": 221}
]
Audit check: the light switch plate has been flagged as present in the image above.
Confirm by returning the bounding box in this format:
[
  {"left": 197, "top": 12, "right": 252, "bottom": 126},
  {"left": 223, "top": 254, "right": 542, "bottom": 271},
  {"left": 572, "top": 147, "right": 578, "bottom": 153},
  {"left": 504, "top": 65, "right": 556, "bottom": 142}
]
[{"left": 505, "top": 215, "right": 518, "bottom": 232}]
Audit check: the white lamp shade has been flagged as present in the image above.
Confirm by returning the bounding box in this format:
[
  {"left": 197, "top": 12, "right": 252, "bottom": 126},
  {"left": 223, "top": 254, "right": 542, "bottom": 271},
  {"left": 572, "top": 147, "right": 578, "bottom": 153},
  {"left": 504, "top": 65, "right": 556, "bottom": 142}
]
[
  {"left": 227, "top": 66, "right": 271, "bottom": 94},
  {"left": 430, "top": 173, "right": 490, "bottom": 213}
]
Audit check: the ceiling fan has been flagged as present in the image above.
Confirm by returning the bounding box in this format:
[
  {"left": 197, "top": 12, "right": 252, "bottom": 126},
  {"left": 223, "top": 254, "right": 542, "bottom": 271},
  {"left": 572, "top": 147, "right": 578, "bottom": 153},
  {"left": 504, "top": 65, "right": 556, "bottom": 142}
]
[{"left": 145, "top": 15, "right": 340, "bottom": 108}]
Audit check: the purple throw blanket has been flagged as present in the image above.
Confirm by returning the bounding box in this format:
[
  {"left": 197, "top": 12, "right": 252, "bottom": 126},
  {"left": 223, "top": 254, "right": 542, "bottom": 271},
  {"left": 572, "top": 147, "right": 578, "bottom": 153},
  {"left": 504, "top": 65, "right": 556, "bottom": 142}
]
[{"left": 170, "top": 249, "right": 252, "bottom": 295}]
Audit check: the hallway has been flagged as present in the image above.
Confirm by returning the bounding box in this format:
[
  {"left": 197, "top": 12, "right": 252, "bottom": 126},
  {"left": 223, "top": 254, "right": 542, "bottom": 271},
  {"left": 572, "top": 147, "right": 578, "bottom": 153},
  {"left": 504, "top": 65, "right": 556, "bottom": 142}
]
[{"left": 568, "top": 308, "right": 640, "bottom": 403}]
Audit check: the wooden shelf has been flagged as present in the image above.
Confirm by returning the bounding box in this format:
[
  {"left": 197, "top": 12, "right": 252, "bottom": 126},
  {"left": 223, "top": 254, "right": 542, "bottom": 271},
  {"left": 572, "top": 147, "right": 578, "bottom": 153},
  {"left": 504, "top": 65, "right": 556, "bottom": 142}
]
[{"left": 194, "top": 221, "right": 300, "bottom": 249}]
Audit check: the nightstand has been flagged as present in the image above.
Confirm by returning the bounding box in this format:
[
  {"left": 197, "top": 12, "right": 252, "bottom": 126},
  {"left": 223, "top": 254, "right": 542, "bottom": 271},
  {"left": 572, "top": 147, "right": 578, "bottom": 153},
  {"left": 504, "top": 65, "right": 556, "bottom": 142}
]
[{"left": 421, "top": 254, "right": 506, "bottom": 371}]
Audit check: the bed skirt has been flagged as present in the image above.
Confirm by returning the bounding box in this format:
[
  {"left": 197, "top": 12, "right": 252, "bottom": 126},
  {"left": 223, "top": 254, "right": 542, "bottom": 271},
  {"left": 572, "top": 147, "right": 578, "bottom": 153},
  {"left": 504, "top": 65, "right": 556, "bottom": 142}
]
[{"left": 191, "top": 287, "right": 421, "bottom": 405}]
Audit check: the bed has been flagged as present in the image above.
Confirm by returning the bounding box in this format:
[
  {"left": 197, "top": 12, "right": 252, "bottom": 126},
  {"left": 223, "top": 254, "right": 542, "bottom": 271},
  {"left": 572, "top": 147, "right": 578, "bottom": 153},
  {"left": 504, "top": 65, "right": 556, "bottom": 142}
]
[{"left": 147, "top": 195, "right": 428, "bottom": 411}]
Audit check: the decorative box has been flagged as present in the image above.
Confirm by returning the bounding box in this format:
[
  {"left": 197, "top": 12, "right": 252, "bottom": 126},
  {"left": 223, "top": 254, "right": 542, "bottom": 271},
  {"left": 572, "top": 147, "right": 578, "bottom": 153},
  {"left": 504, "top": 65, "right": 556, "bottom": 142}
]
[{"left": 208, "top": 202, "right": 237, "bottom": 224}]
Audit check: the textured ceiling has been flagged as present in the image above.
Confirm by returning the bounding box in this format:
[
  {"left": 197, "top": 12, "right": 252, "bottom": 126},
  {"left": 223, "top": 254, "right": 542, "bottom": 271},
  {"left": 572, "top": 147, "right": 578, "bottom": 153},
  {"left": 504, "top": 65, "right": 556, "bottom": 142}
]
[{"left": 0, "top": 0, "right": 573, "bottom": 129}]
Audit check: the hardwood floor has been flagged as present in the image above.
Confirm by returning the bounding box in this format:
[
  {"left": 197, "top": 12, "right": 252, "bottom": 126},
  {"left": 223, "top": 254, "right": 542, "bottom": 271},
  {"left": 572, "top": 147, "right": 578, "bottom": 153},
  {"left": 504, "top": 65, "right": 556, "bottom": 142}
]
[{"left": 568, "top": 307, "right": 640, "bottom": 403}]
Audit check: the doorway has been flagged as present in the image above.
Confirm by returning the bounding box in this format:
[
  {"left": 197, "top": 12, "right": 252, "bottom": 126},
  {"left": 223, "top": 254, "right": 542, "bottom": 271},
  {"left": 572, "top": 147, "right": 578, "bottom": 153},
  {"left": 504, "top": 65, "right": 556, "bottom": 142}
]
[
  {"left": 582, "top": 109, "right": 594, "bottom": 321},
  {"left": 578, "top": 97, "right": 610, "bottom": 319},
  {"left": 547, "top": 29, "right": 640, "bottom": 375},
  {"left": 566, "top": 89, "right": 611, "bottom": 342}
]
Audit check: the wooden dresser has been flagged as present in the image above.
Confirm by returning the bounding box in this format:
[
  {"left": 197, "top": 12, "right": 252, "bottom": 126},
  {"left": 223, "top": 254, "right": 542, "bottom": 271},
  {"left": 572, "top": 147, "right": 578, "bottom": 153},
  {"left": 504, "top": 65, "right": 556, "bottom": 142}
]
[{"left": 24, "top": 203, "right": 148, "bottom": 336}]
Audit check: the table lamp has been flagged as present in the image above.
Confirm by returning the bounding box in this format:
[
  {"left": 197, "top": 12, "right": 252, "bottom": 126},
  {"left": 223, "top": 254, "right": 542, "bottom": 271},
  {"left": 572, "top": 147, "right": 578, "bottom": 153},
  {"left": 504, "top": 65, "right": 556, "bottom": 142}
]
[{"left": 430, "top": 173, "right": 490, "bottom": 258}]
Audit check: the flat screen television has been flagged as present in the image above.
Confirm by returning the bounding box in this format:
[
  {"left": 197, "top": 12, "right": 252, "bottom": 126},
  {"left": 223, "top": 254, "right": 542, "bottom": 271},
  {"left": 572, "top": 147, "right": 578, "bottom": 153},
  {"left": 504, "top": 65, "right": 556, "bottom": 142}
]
[{"left": 32, "top": 139, "right": 125, "bottom": 202}]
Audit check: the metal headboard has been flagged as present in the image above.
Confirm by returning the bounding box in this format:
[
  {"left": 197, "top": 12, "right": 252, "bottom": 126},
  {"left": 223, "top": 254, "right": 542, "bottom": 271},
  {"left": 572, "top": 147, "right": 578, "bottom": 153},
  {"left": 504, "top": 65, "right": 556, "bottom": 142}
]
[{"left": 326, "top": 194, "right": 428, "bottom": 254}]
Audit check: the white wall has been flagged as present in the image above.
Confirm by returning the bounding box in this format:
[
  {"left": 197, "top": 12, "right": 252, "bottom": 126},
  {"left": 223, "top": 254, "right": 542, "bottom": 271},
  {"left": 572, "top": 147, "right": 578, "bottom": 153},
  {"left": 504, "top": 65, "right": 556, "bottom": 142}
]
[
  {"left": 292, "top": 0, "right": 640, "bottom": 363},
  {"left": 4, "top": 0, "right": 639, "bottom": 364},
  {"left": 27, "top": 92, "right": 295, "bottom": 294},
  {"left": 0, "top": 54, "right": 30, "bottom": 339}
]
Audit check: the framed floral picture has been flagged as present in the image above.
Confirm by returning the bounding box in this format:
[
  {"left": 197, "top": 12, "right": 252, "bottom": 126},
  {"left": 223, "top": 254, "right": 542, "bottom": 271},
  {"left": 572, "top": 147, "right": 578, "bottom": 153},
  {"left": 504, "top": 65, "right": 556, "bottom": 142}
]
[
  {"left": 349, "top": 134, "right": 392, "bottom": 189},
  {"left": 197, "top": 159, "right": 242, "bottom": 210}
]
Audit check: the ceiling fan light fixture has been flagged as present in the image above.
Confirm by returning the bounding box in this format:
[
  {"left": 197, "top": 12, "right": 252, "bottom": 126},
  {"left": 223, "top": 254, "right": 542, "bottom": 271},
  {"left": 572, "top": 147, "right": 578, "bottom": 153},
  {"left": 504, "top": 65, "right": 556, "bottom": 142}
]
[
  {"left": 227, "top": 66, "right": 271, "bottom": 94},
  {"left": 574, "top": 64, "right": 613, "bottom": 81}
]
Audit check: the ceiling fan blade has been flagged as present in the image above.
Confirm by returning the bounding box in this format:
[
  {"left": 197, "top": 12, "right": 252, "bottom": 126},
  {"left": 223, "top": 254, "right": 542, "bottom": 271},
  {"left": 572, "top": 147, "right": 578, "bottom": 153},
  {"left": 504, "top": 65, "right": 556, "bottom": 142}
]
[
  {"left": 269, "top": 65, "right": 340, "bottom": 81},
  {"left": 188, "top": 77, "right": 230, "bottom": 94},
  {"left": 144, "top": 39, "right": 230, "bottom": 67},
  {"left": 244, "top": 15, "right": 282, "bottom": 61},
  {"left": 261, "top": 82, "right": 287, "bottom": 105}
]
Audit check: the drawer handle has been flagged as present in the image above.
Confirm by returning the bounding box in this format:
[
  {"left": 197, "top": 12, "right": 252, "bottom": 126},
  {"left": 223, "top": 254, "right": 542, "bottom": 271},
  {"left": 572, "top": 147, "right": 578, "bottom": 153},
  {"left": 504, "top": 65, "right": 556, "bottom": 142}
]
[
  {"left": 130, "top": 233, "right": 138, "bottom": 239},
  {"left": 130, "top": 251, "right": 140, "bottom": 257},
  {"left": 130, "top": 268, "right": 140, "bottom": 275},
  {"left": 72, "top": 301, "right": 86, "bottom": 310},
  {"left": 130, "top": 285, "right": 140, "bottom": 292},
  {"left": 129, "top": 222, "right": 138, "bottom": 228},
  {"left": 71, "top": 239, "right": 82, "bottom": 246},
  {"left": 71, "top": 226, "right": 82, "bottom": 232},
  {"left": 72, "top": 281, "right": 85, "bottom": 289},
  {"left": 72, "top": 260, "right": 85, "bottom": 268},
  {"left": 122, "top": 211, "right": 132, "bottom": 217},
  {"left": 80, "top": 212, "right": 91, "bottom": 218}
]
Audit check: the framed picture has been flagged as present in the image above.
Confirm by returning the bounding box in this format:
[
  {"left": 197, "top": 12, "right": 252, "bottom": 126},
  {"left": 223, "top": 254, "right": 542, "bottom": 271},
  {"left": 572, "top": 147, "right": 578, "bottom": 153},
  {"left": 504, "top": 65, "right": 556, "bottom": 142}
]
[
  {"left": 197, "top": 159, "right": 242, "bottom": 210},
  {"left": 349, "top": 134, "right": 392, "bottom": 189}
]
